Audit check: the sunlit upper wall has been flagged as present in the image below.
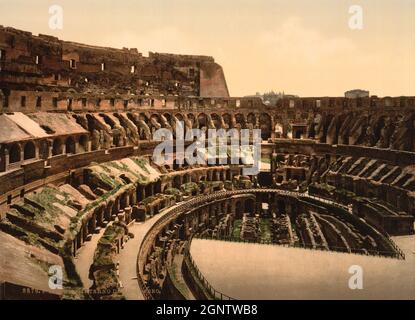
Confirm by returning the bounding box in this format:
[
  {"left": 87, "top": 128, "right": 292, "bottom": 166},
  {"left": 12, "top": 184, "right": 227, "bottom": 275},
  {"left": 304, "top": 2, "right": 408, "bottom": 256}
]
[{"left": 0, "top": 0, "right": 414, "bottom": 97}]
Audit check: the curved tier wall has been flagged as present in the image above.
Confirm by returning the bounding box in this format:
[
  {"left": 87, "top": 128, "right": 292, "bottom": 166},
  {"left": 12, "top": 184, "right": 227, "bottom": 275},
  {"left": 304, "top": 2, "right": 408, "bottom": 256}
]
[
  {"left": 137, "top": 189, "right": 405, "bottom": 300},
  {"left": 1, "top": 26, "right": 414, "bottom": 300}
]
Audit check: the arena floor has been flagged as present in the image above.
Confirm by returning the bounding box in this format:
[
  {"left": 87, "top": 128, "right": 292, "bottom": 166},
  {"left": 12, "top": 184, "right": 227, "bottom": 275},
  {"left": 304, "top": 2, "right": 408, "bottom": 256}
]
[{"left": 190, "top": 236, "right": 415, "bottom": 299}]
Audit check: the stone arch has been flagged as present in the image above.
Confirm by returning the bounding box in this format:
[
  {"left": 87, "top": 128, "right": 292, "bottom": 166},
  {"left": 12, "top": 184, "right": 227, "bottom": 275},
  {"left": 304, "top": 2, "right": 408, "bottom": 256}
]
[
  {"left": 183, "top": 173, "right": 191, "bottom": 183},
  {"left": 175, "top": 113, "right": 184, "bottom": 121},
  {"left": 78, "top": 135, "right": 89, "bottom": 153},
  {"left": 9, "top": 143, "right": 21, "bottom": 163},
  {"left": 259, "top": 113, "right": 272, "bottom": 140},
  {"left": 23, "top": 141, "right": 36, "bottom": 160},
  {"left": 247, "top": 113, "right": 256, "bottom": 126},
  {"left": 139, "top": 112, "right": 149, "bottom": 122},
  {"left": 173, "top": 175, "right": 182, "bottom": 189},
  {"left": 197, "top": 113, "right": 208, "bottom": 129},
  {"left": 245, "top": 198, "right": 255, "bottom": 214},
  {"left": 235, "top": 200, "right": 244, "bottom": 219},
  {"left": 187, "top": 113, "right": 196, "bottom": 128},
  {"left": 99, "top": 113, "right": 116, "bottom": 129},
  {"left": 325, "top": 114, "right": 339, "bottom": 144},
  {"left": 65, "top": 136, "right": 76, "bottom": 154},
  {"left": 67, "top": 88, "right": 77, "bottom": 94},
  {"left": 149, "top": 114, "right": 161, "bottom": 130},
  {"left": 235, "top": 113, "right": 246, "bottom": 129},
  {"left": 52, "top": 138, "right": 64, "bottom": 156},
  {"left": 38, "top": 140, "right": 49, "bottom": 159},
  {"left": 85, "top": 114, "right": 98, "bottom": 132},
  {"left": 321, "top": 114, "right": 335, "bottom": 143},
  {"left": 150, "top": 114, "right": 160, "bottom": 121},
  {"left": 222, "top": 113, "right": 232, "bottom": 128},
  {"left": 210, "top": 113, "right": 221, "bottom": 129},
  {"left": 163, "top": 113, "right": 172, "bottom": 122}
]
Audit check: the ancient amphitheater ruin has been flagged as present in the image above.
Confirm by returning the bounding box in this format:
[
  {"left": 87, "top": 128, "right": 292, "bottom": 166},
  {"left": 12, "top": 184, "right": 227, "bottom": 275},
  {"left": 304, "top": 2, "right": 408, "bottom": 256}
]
[{"left": 0, "top": 26, "right": 414, "bottom": 300}]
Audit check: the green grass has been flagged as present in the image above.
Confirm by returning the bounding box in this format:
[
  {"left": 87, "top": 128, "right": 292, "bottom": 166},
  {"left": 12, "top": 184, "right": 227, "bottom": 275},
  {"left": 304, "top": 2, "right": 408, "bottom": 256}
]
[
  {"left": 164, "top": 188, "right": 181, "bottom": 195},
  {"left": 232, "top": 219, "right": 242, "bottom": 238},
  {"left": 181, "top": 182, "right": 199, "bottom": 195},
  {"left": 132, "top": 157, "right": 151, "bottom": 174},
  {"left": 260, "top": 218, "right": 272, "bottom": 242},
  {"left": 22, "top": 186, "right": 72, "bottom": 227}
]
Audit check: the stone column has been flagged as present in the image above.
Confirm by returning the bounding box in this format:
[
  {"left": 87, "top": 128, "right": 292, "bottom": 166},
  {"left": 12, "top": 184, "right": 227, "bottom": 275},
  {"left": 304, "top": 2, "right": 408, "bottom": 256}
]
[
  {"left": 83, "top": 224, "right": 88, "bottom": 242},
  {"left": 19, "top": 143, "right": 24, "bottom": 162},
  {"left": 118, "top": 209, "right": 126, "bottom": 223},
  {"left": 255, "top": 115, "right": 260, "bottom": 129},
  {"left": 3, "top": 147, "right": 9, "bottom": 172},
  {"left": 124, "top": 206, "right": 132, "bottom": 224},
  {"left": 90, "top": 214, "right": 97, "bottom": 233},
  {"left": 215, "top": 171, "right": 220, "bottom": 181},
  {"left": 35, "top": 142, "right": 40, "bottom": 159},
  {"left": 47, "top": 139, "right": 53, "bottom": 158},
  {"left": 270, "top": 115, "right": 276, "bottom": 141},
  {"left": 130, "top": 189, "right": 137, "bottom": 206}
]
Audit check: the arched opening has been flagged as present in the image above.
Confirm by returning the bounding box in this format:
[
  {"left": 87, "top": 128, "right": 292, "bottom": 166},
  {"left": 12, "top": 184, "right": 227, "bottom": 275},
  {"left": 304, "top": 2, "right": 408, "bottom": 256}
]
[
  {"left": 247, "top": 113, "right": 256, "bottom": 127},
  {"left": 38, "top": 140, "right": 49, "bottom": 159},
  {"left": 184, "top": 174, "right": 191, "bottom": 183},
  {"left": 155, "top": 180, "right": 162, "bottom": 194},
  {"left": 197, "top": 113, "right": 208, "bottom": 129},
  {"left": 163, "top": 113, "right": 172, "bottom": 123},
  {"left": 175, "top": 113, "right": 184, "bottom": 121},
  {"left": 79, "top": 135, "right": 88, "bottom": 153},
  {"left": 211, "top": 113, "right": 221, "bottom": 129},
  {"left": 145, "top": 183, "right": 154, "bottom": 198},
  {"left": 150, "top": 114, "right": 161, "bottom": 131},
  {"left": 187, "top": 112, "right": 195, "bottom": 123},
  {"left": 235, "top": 201, "right": 244, "bottom": 219},
  {"left": 245, "top": 198, "right": 255, "bottom": 214},
  {"left": 259, "top": 114, "right": 272, "bottom": 140},
  {"left": 65, "top": 137, "right": 76, "bottom": 154},
  {"left": 52, "top": 138, "right": 63, "bottom": 156},
  {"left": 235, "top": 113, "right": 246, "bottom": 129},
  {"left": 173, "top": 175, "right": 182, "bottom": 189},
  {"left": 9, "top": 144, "right": 21, "bottom": 163},
  {"left": 24, "top": 141, "right": 36, "bottom": 160},
  {"left": 222, "top": 113, "right": 232, "bottom": 128}
]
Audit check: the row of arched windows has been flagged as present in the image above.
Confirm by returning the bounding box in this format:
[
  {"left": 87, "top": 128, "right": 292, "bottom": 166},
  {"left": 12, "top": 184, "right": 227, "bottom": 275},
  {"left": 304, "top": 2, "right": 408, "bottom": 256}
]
[
  {"left": 9, "top": 141, "right": 36, "bottom": 163},
  {"left": 6, "top": 135, "right": 89, "bottom": 164}
]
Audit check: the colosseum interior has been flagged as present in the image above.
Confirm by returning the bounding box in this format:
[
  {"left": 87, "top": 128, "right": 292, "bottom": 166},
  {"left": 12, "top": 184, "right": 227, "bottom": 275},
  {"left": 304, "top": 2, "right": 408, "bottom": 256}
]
[{"left": 0, "top": 26, "right": 414, "bottom": 300}]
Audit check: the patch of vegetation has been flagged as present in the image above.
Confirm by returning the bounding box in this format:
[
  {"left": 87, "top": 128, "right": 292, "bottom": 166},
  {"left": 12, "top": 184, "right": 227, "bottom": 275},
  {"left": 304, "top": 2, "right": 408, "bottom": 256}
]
[
  {"left": 89, "top": 222, "right": 127, "bottom": 300},
  {"left": 98, "top": 172, "right": 120, "bottom": 189},
  {"left": 260, "top": 218, "right": 272, "bottom": 242},
  {"left": 132, "top": 157, "right": 151, "bottom": 174},
  {"left": 232, "top": 219, "right": 242, "bottom": 238},
  {"left": 24, "top": 186, "right": 73, "bottom": 227},
  {"left": 164, "top": 188, "right": 181, "bottom": 196},
  {"left": 141, "top": 194, "right": 168, "bottom": 206},
  {"left": 181, "top": 182, "right": 200, "bottom": 196},
  {"left": 0, "top": 217, "right": 60, "bottom": 252}
]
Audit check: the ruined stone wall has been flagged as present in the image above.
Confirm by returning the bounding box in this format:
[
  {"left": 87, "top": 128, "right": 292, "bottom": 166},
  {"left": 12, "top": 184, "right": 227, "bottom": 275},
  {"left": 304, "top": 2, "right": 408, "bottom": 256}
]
[{"left": 0, "top": 26, "right": 230, "bottom": 101}]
